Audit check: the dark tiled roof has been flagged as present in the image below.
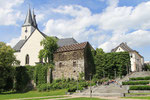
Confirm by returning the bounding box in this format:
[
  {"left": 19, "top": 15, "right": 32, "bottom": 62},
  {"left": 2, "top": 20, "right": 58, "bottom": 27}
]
[
  {"left": 56, "top": 42, "right": 88, "bottom": 53},
  {"left": 13, "top": 40, "right": 26, "bottom": 52},
  {"left": 111, "top": 42, "right": 133, "bottom": 52},
  {"left": 57, "top": 38, "right": 78, "bottom": 47}
]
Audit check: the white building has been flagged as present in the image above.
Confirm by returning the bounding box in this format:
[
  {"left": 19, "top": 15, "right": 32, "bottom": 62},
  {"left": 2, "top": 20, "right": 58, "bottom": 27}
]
[
  {"left": 111, "top": 42, "right": 144, "bottom": 72},
  {"left": 13, "top": 8, "right": 78, "bottom": 66}
]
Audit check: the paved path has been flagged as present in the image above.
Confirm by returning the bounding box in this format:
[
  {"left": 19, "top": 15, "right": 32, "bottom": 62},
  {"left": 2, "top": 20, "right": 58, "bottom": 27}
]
[{"left": 10, "top": 95, "right": 144, "bottom": 100}]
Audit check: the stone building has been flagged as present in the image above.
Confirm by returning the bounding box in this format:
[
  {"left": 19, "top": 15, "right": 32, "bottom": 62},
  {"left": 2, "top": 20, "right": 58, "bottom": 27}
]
[
  {"left": 111, "top": 42, "right": 144, "bottom": 72},
  {"left": 53, "top": 42, "right": 94, "bottom": 80}
]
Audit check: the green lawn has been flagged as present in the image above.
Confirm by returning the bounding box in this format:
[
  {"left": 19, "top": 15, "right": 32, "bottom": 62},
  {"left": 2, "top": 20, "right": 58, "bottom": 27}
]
[
  {"left": 60, "top": 97, "right": 105, "bottom": 100},
  {"left": 25, "top": 96, "right": 67, "bottom": 100},
  {"left": 0, "top": 89, "right": 66, "bottom": 100},
  {"left": 126, "top": 93, "right": 150, "bottom": 95},
  {"left": 124, "top": 96, "right": 150, "bottom": 99}
]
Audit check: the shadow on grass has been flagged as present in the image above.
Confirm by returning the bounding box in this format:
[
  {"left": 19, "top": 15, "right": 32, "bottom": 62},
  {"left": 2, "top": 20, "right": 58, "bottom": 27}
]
[{"left": 0, "top": 89, "right": 34, "bottom": 95}]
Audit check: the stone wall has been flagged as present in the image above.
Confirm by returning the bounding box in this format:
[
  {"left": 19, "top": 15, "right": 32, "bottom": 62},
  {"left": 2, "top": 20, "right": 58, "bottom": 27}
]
[{"left": 53, "top": 49, "right": 85, "bottom": 80}]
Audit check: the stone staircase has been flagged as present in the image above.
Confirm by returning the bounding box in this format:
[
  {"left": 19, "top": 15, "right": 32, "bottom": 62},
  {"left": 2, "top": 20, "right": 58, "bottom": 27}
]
[
  {"left": 73, "top": 71, "right": 150, "bottom": 97},
  {"left": 116, "top": 71, "right": 150, "bottom": 85}
]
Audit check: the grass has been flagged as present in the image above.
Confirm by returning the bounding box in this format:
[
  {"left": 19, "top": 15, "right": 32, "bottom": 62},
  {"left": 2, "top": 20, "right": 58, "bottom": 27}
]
[
  {"left": 124, "top": 96, "right": 150, "bottom": 99},
  {"left": 126, "top": 93, "right": 150, "bottom": 95},
  {"left": 25, "top": 96, "right": 67, "bottom": 100},
  {"left": 60, "top": 97, "right": 105, "bottom": 100},
  {"left": 0, "top": 89, "right": 66, "bottom": 100}
]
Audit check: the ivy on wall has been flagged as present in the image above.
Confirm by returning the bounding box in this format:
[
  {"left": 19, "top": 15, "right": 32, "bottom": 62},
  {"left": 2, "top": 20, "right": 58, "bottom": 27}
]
[
  {"left": 93, "top": 48, "right": 130, "bottom": 79},
  {"left": 34, "top": 64, "right": 48, "bottom": 86}
]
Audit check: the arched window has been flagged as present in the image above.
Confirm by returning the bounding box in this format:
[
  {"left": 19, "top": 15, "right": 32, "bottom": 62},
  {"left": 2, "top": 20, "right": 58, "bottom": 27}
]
[{"left": 25, "top": 54, "right": 29, "bottom": 65}]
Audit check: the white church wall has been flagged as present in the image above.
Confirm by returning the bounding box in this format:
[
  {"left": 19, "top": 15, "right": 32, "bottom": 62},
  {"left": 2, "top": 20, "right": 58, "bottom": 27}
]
[
  {"left": 15, "top": 29, "right": 45, "bottom": 66},
  {"left": 116, "top": 47, "right": 125, "bottom": 52}
]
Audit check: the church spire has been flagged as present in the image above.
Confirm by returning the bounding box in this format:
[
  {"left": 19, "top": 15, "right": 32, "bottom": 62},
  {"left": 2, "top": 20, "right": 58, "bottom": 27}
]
[
  {"left": 32, "top": 8, "right": 37, "bottom": 28},
  {"left": 23, "top": 7, "right": 33, "bottom": 26}
]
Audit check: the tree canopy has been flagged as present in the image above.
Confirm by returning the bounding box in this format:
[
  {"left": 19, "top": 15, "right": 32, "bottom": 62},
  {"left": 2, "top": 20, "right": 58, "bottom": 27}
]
[
  {"left": 0, "top": 42, "right": 18, "bottom": 92},
  {"left": 39, "top": 36, "right": 58, "bottom": 64}
]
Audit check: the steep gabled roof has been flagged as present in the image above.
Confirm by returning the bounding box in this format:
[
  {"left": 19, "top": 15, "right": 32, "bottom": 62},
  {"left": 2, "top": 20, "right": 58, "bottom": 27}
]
[
  {"left": 111, "top": 42, "right": 133, "bottom": 52},
  {"left": 13, "top": 40, "right": 26, "bottom": 52},
  {"left": 56, "top": 42, "right": 88, "bottom": 53},
  {"left": 57, "top": 38, "right": 78, "bottom": 47}
]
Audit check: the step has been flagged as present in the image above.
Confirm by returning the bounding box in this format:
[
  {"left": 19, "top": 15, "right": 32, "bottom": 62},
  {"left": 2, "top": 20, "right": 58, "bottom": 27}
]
[{"left": 73, "top": 93, "right": 125, "bottom": 97}]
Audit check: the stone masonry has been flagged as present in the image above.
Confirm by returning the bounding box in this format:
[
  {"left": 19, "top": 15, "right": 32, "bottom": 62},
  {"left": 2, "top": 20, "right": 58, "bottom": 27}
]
[{"left": 53, "top": 42, "right": 94, "bottom": 80}]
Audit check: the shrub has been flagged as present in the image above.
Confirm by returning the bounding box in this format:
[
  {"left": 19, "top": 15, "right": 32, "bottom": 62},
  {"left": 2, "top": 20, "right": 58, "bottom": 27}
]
[
  {"left": 130, "top": 77, "right": 150, "bottom": 80},
  {"left": 79, "top": 81, "right": 88, "bottom": 87},
  {"left": 129, "top": 85, "right": 150, "bottom": 90},
  {"left": 67, "top": 85, "right": 77, "bottom": 92},
  {"left": 14, "top": 66, "right": 34, "bottom": 92},
  {"left": 122, "top": 81, "right": 149, "bottom": 85}
]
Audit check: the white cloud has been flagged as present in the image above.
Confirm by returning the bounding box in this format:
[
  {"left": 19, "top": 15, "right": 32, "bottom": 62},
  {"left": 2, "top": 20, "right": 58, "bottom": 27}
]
[
  {"left": 42, "top": 1, "right": 150, "bottom": 52},
  {"left": 7, "top": 36, "right": 21, "bottom": 47},
  {"left": 0, "top": 0, "right": 24, "bottom": 25},
  {"left": 8, "top": 0, "right": 150, "bottom": 53},
  {"left": 99, "top": 30, "right": 150, "bottom": 52}
]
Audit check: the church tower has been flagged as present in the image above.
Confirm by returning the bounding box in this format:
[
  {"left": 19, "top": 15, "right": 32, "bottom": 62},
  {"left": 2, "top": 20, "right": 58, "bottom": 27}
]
[{"left": 21, "top": 7, "right": 37, "bottom": 40}]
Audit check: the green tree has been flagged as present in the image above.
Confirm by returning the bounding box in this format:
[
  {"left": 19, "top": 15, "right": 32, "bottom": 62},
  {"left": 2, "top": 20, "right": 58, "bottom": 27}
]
[
  {"left": 94, "top": 48, "right": 105, "bottom": 78},
  {"left": 38, "top": 37, "right": 58, "bottom": 83},
  {"left": 0, "top": 42, "right": 18, "bottom": 92},
  {"left": 39, "top": 36, "right": 58, "bottom": 64},
  {"left": 93, "top": 48, "right": 130, "bottom": 79}
]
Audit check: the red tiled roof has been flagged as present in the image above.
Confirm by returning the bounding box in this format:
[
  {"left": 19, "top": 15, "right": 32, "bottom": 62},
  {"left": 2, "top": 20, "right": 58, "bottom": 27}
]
[{"left": 56, "top": 42, "right": 88, "bottom": 53}]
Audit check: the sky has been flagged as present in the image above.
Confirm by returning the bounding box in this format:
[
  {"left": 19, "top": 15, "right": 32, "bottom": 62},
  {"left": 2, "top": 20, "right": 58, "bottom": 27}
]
[{"left": 0, "top": 0, "right": 150, "bottom": 61}]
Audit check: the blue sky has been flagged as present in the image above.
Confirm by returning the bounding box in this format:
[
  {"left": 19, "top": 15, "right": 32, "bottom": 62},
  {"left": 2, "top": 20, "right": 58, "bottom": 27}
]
[{"left": 0, "top": 0, "right": 150, "bottom": 61}]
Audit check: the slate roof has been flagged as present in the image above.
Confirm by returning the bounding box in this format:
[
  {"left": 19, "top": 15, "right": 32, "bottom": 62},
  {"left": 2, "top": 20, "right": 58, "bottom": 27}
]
[
  {"left": 57, "top": 38, "right": 78, "bottom": 47},
  {"left": 111, "top": 42, "right": 133, "bottom": 52},
  {"left": 13, "top": 40, "right": 26, "bottom": 52},
  {"left": 56, "top": 42, "right": 88, "bottom": 53}
]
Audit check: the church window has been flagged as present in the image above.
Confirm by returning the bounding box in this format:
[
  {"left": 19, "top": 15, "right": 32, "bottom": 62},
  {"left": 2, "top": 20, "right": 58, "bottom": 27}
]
[
  {"left": 73, "top": 61, "right": 76, "bottom": 67},
  {"left": 59, "top": 62, "right": 62, "bottom": 68},
  {"left": 25, "top": 27, "right": 28, "bottom": 33},
  {"left": 25, "top": 54, "right": 29, "bottom": 65}
]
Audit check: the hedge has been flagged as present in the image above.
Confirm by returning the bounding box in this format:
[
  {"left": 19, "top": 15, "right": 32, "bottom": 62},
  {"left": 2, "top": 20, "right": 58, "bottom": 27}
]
[
  {"left": 129, "top": 85, "right": 150, "bottom": 90},
  {"left": 37, "top": 79, "right": 95, "bottom": 92},
  {"left": 14, "top": 66, "right": 34, "bottom": 92},
  {"left": 122, "top": 81, "right": 149, "bottom": 85},
  {"left": 130, "top": 77, "right": 150, "bottom": 80}
]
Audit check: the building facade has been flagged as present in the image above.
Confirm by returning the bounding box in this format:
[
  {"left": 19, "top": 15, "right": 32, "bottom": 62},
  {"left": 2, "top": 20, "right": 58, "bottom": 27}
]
[
  {"left": 111, "top": 42, "right": 144, "bottom": 72},
  {"left": 53, "top": 42, "right": 94, "bottom": 80}
]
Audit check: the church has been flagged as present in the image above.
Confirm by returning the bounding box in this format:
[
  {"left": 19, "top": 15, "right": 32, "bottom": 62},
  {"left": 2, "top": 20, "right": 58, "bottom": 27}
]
[{"left": 13, "top": 8, "right": 94, "bottom": 80}]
